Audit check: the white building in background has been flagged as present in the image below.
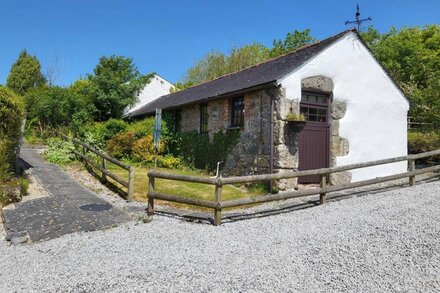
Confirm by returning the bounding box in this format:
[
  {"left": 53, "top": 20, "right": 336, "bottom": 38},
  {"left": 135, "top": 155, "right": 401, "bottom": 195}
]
[{"left": 125, "top": 74, "right": 173, "bottom": 116}]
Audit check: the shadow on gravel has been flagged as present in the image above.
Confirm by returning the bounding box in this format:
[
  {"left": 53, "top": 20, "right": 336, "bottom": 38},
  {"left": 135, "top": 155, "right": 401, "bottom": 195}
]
[{"left": 154, "top": 174, "right": 440, "bottom": 225}]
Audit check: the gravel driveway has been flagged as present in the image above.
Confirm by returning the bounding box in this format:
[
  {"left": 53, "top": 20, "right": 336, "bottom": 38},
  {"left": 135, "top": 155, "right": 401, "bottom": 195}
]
[{"left": 1, "top": 180, "right": 440, "bottom": 292}]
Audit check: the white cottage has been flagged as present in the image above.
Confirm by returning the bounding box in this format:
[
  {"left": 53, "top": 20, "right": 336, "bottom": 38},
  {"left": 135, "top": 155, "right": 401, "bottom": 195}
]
[
  {"left": 125, "top": 74, "right": 173, "bottom": 116},
  {"left": 126, "top": 29, "right": 409, "bottom": 188}
]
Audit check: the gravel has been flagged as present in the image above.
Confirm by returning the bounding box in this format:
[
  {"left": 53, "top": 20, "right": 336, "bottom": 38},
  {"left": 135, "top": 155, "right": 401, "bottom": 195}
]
[{"left": 1, "top": 180, "right": 440, "bottom": 292}]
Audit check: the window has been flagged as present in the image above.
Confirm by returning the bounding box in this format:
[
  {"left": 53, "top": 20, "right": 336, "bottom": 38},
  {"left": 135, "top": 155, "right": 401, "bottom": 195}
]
[
  {"left": 173, "top": 109, "right": 182, "bottom": 133},
  {"left": 231, "top": 96, "right": 244, "bottom": 127},
  {"left": 200, "top": 103, "right": 208, "bottom": 134},
  {"left": 301, "top": 93, "right": 327, "bottom": 105},
  {"left": 300, "top": 92, "right": 328, "bottom": 123},
  {"left": 300, "top": 107, "right": 327, "bottom": 122}
]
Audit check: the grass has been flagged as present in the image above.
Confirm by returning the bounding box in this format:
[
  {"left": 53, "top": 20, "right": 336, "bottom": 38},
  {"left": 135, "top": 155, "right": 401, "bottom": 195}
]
[{"left": 104, "top": 162, "right": 268, "bottom": 209}]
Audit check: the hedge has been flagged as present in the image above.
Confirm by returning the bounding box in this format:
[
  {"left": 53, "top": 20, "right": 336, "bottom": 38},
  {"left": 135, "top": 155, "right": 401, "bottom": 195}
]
[{"left": 0, "top": 87, "right": 23, "bottom": 180}]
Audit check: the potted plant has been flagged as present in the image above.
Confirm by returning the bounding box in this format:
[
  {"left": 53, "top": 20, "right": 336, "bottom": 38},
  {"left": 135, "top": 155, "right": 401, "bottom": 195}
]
[{"left": 285, "top": 112, "right": 307, "bottom": 132}]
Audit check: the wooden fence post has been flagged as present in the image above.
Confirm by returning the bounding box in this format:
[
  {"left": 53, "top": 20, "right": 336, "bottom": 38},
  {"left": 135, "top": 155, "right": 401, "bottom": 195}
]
[
  {"left": 128, "top": 166, "right": 134, "bottom": 200},
  {"left": 82, "top": 145, "right": 86, "bottom": 163},
  {"left": 319, "top": 174, "right": 327, "bottom": 204},
  {"left": 214, "top": 180, "right": 223, "bottom": 226},
  {"left": 408, "top": 159, "right": 415, "bottom": 186},
  {"left": 147, "top": 175, "right": 155, "bottom": 216},
  {"left": 101, "top": 158, "right": 107, "bottom": 183}
]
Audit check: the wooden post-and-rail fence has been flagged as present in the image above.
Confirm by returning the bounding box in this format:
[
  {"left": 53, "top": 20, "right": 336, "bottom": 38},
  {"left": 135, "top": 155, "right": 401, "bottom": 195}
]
[
  {"left": 59, "top": 133, "right": 135, "bottom": 200},
  {"left": 147, "top": 149, "right": 440, "bottom": 226}
]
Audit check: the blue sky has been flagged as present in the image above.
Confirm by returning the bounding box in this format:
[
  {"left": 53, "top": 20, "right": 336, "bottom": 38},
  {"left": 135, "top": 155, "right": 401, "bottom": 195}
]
[{"left": 1, "top": 0, "right": 439, "bottom": 86}]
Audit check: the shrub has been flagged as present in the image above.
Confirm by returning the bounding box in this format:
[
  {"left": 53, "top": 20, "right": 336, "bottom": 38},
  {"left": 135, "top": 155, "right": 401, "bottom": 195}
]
[
  {"left": 106, "top": 131, "right": 136, "bottom": 159},
  {"left": 132, "top": 135, "right": 165, "bottom": 163},
  {"left": 76, "top": 122, "right": 106, "bottom": 150},
  {"left": 0, "top": 86, "right": 23, "bottom": 179},
  {"left": 71, "top": 109, "right": 94, "bottom": 135},
  {"left": 126, "top": 117, "right": 155, "bottom": 138},
  {"left": 132, "top": 136, "right": 155, "bottom": 162},
  {"left": 127, "top": 117, "right": 170, "bottom": 140},
  {"left": 0, "top": 141, "right": 12, "bottom": 182},
  {"left": 408, "top": 131, "right": 440, "bottom": 153},
  {"left": 101, "top": 119, "right": 127, "bottom": 140},
  {"left": 157, "top": 155, "right": 182, "bottom": 168},
  {"left": 44, "top": 138, "right": 76, "bottom": 165}
]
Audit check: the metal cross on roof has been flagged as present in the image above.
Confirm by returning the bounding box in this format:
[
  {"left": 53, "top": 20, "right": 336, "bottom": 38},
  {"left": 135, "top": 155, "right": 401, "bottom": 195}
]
[{"left": 345, "top": 4, "right": 372, "bottom": 32}]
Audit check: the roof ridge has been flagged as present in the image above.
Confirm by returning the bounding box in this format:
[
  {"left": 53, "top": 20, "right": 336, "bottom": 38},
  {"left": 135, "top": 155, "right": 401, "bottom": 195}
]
[
  {"left": 128, "top": 29, "right": 357, "bottom": 118},
  {"left": 176, "top": 29, "right": 356, "bottom": 92}
]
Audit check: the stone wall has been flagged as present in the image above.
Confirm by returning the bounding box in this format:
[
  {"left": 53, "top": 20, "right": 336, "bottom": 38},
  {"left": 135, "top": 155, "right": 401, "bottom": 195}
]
[
  {"left": 273, "top": 88, "right": 300, "bottom": 190},
  {"left": 174, "top": 78, "right": 351, "bottom": 188},
  {"left": 207, "top": 99, "right": 229, "bottom": 137},
  {"left": 180, "top": 104, "right": 199, "bottom": 132},
  {"left": 175, "top": 88, "right": 274, "bottom": 177},
  {"left": 223, "top": 90, "right": 272, "bottom": 176},
  {"left": 329, "top": 100, "right": 351, "bottom": 185}
]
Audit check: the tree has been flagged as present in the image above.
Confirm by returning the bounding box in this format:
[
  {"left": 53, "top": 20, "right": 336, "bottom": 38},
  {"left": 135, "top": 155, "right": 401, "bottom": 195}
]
[
  {"left": 87, "top": 55, "right": 153, "bottom": 121},
  {"left": 270, "top": 29, "right": 316, "bottom": 57},
  {"left": 26, "top": 86, "right": 78, "bottom": 129},
  {"left": 184, "top": 51, "right": 228, "bottom": 86},
  {"left": 183, "top": 44, "right": 270, "bottom": 87},
  {"left": 180, "top": 29, "right": 315, "bottom": 87},
  {"left": 361, "top": 25, "right": 440, "bottom": 125},
  {"left": 228, "top": 43, "right": 271, "bottom": 73},
  {"left": 6, "top": 50, "right": 46, "bottom": 95}
]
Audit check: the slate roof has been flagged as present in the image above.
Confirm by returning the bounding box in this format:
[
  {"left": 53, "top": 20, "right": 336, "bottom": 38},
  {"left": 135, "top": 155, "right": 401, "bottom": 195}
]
[{"left": 126, "top": 29, "right": 356, "bottom": 118}]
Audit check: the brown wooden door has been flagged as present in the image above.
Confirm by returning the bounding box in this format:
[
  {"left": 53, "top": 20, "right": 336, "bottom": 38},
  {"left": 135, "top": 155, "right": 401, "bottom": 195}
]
[{"left": 298, "top": 92, "right": 330, "bottom": 184}]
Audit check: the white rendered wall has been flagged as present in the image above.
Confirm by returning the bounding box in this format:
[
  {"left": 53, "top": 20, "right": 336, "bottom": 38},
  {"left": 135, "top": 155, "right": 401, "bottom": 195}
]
[
  {"left": 126, "top": 74, "right": 173, "bottom": 115},
  {"left": 279, "top": 32, "right": 409, "bottom": 182}
]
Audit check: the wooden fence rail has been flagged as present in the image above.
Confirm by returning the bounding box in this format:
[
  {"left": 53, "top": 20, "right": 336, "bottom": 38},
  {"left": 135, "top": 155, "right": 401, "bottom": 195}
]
[
  {"left": 59, "top": 133, "right": 134, "bottom": 199},
  {"left": 147, "top": 150, "right": 440, "bottom": 226}
]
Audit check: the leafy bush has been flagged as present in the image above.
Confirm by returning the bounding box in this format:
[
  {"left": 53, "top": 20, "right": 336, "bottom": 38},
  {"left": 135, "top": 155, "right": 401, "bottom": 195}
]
[
  {"left": 76, "top": 123, "right": 106, "bottom": 150},
  {"left": 132, "top": 135, "right": 165, "bottom": 163},
  {"left": 132, "top": 136, "right": 155, "bottom": 162},
  {"left": 157, "top": 155, "right": 182, "bottom": 168},
  {"left": 0, "top": 142, "right": 12, "bottom": 182},
  {"left": 44, "top": 138, "right": 75, "bottom": 165},
  {"left": 106, "top": 131, "right": 136, "bottom": 159},
  {"left": 0, "top": 86, "right": 23, "bottom": 180},
  {"left": 408, "top": 131, "right": 440, "bottom": 153},
  {"left": 126, "top": 118, "right": 155, "bottom": 138},
  {"left": 101, "top": 119, "right": 127, "bottom": 140},
  {"left": 26, "top": 86, "right": 92, "bottom": 129}
]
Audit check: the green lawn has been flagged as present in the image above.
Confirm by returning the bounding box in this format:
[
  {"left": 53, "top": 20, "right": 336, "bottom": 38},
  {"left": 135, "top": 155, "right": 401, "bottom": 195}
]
[{"left": 105, "top": 162, "right": 267, "bottom": 208}]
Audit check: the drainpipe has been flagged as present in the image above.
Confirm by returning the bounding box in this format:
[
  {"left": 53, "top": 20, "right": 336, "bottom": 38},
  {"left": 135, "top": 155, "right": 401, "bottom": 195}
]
[{"left": 269, "top": 94, "right": 274, "bottom": 193}]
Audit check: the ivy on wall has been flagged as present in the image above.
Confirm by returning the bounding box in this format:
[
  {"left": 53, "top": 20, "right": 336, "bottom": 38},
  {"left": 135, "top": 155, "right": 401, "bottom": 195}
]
[{"left": 168, "top": 129, "right": 240, "bottom": 172}]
